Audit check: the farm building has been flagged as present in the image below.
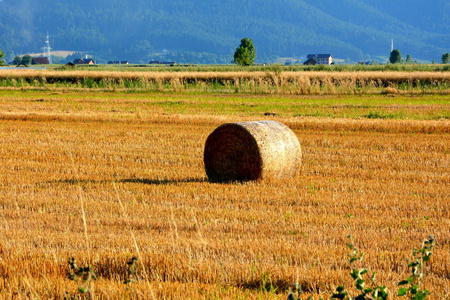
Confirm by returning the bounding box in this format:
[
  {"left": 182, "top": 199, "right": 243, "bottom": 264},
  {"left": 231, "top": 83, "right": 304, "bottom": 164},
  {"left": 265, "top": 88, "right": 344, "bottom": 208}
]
[
  {"left": 32, "top": 57, "right": 50, "bottom": 64},
  {"left": 306, "top": 54, "right": 333, "bottom": 65},
  {"left": 74, "top": 58, "right": 95, "bottom": 65},
  {"left": 303, "top": 58, "right": 317, "bottom": 65}
]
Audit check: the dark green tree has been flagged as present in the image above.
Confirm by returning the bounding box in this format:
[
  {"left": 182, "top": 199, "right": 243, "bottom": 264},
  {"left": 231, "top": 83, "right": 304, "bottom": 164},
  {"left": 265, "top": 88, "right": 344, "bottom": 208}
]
[
  {"left": 13, "top": 56, "right": 22, "bottom": 65},
  {"left": 442, "top": 53, "right": 450, "bottom": 64},
  {"left": 0, "top": 49, "right": 5, "bottom": 66},
  {"left": 405, "top": 54, "right": 412, "bottom": 64},
  {"left": 232, "top": 38, "right": 256, "bottom": 66},
  {"left": 389, "top": 49, "right": 402, "bottom": 64},
  {"left": 21, "top": 55, "right": 33, "bottom": 65}
]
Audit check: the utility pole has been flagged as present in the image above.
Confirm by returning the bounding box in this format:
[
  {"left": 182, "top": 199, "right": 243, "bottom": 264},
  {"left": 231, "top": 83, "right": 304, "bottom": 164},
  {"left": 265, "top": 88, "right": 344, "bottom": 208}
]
[{"left": 43, "top": 32, "right": 52, "bottom": 64}]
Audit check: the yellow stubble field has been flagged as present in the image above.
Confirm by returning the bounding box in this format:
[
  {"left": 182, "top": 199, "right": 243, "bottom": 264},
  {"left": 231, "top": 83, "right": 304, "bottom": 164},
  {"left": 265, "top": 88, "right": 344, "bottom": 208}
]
[{"left": 0, "top": 88, "right": 449, "bottom": 299}]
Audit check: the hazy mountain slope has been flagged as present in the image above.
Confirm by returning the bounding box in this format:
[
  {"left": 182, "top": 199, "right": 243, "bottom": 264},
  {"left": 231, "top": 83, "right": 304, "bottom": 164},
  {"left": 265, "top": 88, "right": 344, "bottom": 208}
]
[
  {"left": 0, "top": 0, "right": 448, "bottom": 63},
  {"left": 369, "top": 0, "right": 450, "bottom": 34},
  {"left": 303, "top": 0, "right": 449, "bottom": 59}
]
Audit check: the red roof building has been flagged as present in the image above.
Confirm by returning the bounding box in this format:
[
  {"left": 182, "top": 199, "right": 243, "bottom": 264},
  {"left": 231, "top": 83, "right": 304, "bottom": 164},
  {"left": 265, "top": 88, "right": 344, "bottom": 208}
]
[{"left": 32, "top": 57, "right": 50, "bottom": 64}]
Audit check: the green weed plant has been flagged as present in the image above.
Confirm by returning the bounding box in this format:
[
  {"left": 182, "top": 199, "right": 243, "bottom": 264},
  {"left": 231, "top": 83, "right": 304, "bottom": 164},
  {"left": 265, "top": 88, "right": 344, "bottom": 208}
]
[{"left": 288, "top": 235, "right": 435, "bottom": 300}]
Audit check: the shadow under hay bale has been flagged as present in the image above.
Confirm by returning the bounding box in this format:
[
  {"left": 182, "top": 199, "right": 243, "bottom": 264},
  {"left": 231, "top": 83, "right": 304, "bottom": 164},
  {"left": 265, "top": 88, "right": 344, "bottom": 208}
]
[{"left": 204, "top": 121, "right": 301, "bottom": 182}]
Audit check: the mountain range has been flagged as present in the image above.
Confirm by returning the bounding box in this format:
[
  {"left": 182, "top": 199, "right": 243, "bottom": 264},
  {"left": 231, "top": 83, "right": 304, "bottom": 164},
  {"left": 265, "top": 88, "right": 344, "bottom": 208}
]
[{"left": 0, "top": 0, "right": 449, "bottom": 64}]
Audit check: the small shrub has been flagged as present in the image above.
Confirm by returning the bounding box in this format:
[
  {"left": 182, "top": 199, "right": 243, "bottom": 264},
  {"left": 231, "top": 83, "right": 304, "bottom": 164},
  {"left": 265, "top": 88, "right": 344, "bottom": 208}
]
[
  {"left": 81, "top": 78, "right": 95, "bottom": 88},
  {"left": 124, "top": 256, "right": 139, "bottom": 284},
  {"left": 288, "top": 235, "right": 435, "bottom": 300},
  {"left": 66, "top": 257, "right": 97, "bottom": 295},
  {"left": 397, "top": 236, "right": 435, "bottom": 299},
  {"left": 330, "top": 235, "right": 389, "bottom": 300}
]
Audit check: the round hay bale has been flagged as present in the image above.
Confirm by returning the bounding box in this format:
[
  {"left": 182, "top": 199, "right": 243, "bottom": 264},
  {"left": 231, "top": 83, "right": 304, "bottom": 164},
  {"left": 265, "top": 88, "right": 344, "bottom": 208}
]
[{"left": 204, "top": 121, "right": 301, "bottom": 182}]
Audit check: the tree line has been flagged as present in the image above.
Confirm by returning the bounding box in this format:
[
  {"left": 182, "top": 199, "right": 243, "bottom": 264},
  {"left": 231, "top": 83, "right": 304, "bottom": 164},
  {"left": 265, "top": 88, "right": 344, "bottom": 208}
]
[
  {"left": 389, "top": 49, "right": 450, "bottom": 65},
  {"left": 1, "top": 47, "right": 449, "bottom": 66}
]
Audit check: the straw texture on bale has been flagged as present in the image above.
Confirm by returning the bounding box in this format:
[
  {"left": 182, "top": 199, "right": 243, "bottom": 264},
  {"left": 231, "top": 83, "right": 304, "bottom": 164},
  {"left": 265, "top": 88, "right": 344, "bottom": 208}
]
[{"left": 204, "top": 121, "right": 301, "bottom": 182}]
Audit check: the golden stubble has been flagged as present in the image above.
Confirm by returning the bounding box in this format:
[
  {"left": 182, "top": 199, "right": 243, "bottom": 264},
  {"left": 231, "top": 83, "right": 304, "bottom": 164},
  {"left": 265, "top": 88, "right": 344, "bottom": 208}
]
[
  {"left": 0, "top": 94, "right": 448, "bottom": 298},
  {"left": 0, "top": 69, "right": 449, "bottom": 81}
]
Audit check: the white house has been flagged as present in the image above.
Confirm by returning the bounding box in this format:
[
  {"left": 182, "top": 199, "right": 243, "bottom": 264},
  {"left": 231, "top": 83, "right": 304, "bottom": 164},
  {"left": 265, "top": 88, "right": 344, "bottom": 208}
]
[{"left": 306, "top": 54, "right": 333, "bottom": 65}]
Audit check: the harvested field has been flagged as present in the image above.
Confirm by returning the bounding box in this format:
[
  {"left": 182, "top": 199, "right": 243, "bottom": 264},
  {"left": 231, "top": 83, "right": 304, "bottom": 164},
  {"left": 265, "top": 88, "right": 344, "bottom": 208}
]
[{"left": 0, "top": 85, "right": 449, "bottom": 299}]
